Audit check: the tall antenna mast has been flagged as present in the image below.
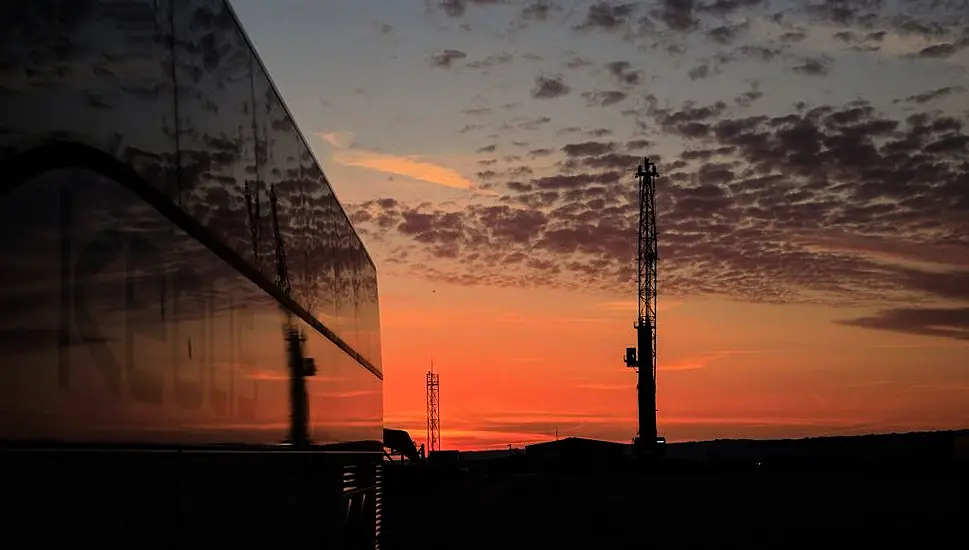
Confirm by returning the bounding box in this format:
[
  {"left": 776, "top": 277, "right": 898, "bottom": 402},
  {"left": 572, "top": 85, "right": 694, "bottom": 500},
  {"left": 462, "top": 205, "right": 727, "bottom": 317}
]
[
  {"left": 426, "top": 367, "right": 441, "bottom": 453},
  {"left": 624, "top": 157, "right": 660, "bottom": 456}
]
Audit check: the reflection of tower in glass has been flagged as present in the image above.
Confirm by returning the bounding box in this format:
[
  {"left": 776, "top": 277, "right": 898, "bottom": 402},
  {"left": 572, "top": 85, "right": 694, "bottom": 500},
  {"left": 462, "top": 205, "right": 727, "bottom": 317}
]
[
  {"left": 426, "top": 366, "right": 440, "bottom": 452},
  {"left": 270, "top": 184, "right": 316, "bottom": 447},
  {"left": 285, "top": 326, "right": 314, "bottom": 447}
]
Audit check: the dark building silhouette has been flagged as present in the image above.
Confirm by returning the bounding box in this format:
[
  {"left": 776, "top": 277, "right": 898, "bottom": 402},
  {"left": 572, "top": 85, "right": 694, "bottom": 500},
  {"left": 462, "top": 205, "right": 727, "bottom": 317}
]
[
  {"left": 0, "top": 1, "right": 382, "bottom": 547},
  {"left": 525, "top": 437, "right": 631, "bottom": 469}
]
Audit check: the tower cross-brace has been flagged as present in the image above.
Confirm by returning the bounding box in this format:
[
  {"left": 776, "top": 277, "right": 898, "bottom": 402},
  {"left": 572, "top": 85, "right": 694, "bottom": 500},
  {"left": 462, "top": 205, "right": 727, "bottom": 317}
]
[
  {"left": 625, "top": 157, "right": 659, "bottom": 455},
  {"left": 426, "top": 369, "right": 441, "bottom": 452}
]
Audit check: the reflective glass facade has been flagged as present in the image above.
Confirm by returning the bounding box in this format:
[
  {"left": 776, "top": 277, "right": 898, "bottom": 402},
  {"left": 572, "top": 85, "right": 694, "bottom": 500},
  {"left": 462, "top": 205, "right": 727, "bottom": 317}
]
[{"left": 0, "top": 0, "right": 382, "bottom": 448}]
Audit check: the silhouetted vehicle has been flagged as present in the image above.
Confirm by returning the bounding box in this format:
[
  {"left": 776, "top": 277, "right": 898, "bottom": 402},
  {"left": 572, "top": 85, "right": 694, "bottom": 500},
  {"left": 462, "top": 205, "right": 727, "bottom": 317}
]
[{"left": 0, "top": 1, "right": 382, "bottom": 547}]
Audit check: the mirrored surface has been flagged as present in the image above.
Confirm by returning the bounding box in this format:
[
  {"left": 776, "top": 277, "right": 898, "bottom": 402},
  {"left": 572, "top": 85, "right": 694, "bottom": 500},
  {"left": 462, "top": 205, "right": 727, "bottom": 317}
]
[
  {"left": 173, "top": 0, "right": 256, "bottom": 265},
  {"left": 251, "top": 62, "right": 285, "bottom": 285},
  {"left": 0, "top": 0, "right": 178, "bottom": 197},
  {"left": 337, "top": 210, "right": 356, "bottom": 353},
  {"left": 0, "top": 0, "right": 382, "bottom": 445},
  {"left": 0, "top": 168, "right": 381, "bottom": 445}
]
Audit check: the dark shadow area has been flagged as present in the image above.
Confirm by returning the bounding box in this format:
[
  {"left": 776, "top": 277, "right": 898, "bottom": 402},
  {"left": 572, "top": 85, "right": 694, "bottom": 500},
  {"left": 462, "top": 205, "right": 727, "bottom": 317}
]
[
  {"left": 381, "top": 430, "right": 969, "bottom": 549},
  {"left": 1, "top": 445, "right": 381, "bottom": 549}
]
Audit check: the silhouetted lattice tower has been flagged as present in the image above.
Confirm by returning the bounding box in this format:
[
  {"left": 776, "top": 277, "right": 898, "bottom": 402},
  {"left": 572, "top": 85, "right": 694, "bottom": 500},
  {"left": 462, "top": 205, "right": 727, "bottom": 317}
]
[
  {"left": 426, "top": 368, "right": 441, "bottom": 452},
  {"left": 623, "top": 157, "right": 661, "bottom": 456}
]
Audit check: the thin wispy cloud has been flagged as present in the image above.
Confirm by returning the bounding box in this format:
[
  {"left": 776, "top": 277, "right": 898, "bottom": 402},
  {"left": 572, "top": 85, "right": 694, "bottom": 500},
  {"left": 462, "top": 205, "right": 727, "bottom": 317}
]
[{"left": 318, "top": 132, "right": 475, "bottom": 190}]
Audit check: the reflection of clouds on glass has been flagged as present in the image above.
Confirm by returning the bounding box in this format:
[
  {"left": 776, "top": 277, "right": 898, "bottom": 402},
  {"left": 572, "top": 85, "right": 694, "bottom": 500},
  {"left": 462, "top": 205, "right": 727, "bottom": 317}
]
[
  {"left": 0, "top": 0, "right": 382, "bottom": 446},
  {"left": 0, "top": 166, "right": 380, "bottom": 445},
  {"left": 0, "top": 0, "right": 380, "bottom": 370},
  {"left": 0, "top": 0, "right": 178, "bottom": 195}
]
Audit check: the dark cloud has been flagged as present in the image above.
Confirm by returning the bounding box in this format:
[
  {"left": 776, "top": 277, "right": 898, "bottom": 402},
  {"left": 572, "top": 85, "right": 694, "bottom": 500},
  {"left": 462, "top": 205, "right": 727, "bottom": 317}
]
[
  {"left": 531, "top": 75, "right": 571, "bottom": 98},
  {"left": 522, "top": 1, "right": 559, "bottom": 21},
  {"left": 438, "top": 0, "right": 467, "bottom": 18},
  {"left": 706, "top": 20, "right": 749, "bottom": 45},
  {"left": 916, "top": 42, "right": 962, "bottom": 58},
  {"left": 467, "top": 52, "right": 513, "bottom": 68},
  {"left": 604, "top": 61, "right": 641, "bottom": 85},
  {"left": 565, "top": 56, "right": 593, "bottom": 68},
  {"left": 562, "top": 141, "right": 616, "bottom": 157},
  {"left": 894, "top": 86, "right": 966, "bottom": 105},
  {"left": 867, "top": 30, "right": 887, "bottom": 41},
  {"left": 641, "top": 97, "right": 729, "bottom": 138},
  {"left": 639, "top": 0, "right": 966, "bottom": 60},
  {"left": 576, "top": 2, "right": 637, "bottom": 31},
  {"left": 839, "top": 307, "right": 969, "bottom": 341},
  {"left": 699, "top": 0, "right": 767, "bottom": 16},
  {"left": 792, "top": 56, "right": 832, "bottom": 76},
  {"left": 736, "top": 45, "right": 782, "bottom": 61},
  {"left": 434, "top": 0, "right": 507, "bottom": 18},
  {"left": 431, "top": 49, "right": 467, "bottom": 68},
  {"left": 804, "top": 0, "right": 877, "bottom": 27},
  {"left": 626, "top": 139, "right": 653, "bottom": 152},
  {"left": 586, "top": 128, "right": 613, "bottom": 137},
  {"left": 899, "top": 269, "right": 969, "bottom": 303},
  {"left": 458, "top": 123, "right": 485, "bottom": 134},
  {"left": 581, "top": 90, "right": 628, "bottom": 107},
  {"left": 501, "top": 116, "right": 552, "bottom": 131},
  {"left": 734, "top": 90, "right": 763, "bottom": 107},
  {"left": 780, "top": 30, "right": 807, "bottom": 42},
  {"left": 688, "top": 63, "right": 710, "bottom": 80},
  {"left": 834, "top": 30, "right": 854, "bottom": 42},
  {"left": 654, "top": 0, "right": 698, "bottom": 31}
]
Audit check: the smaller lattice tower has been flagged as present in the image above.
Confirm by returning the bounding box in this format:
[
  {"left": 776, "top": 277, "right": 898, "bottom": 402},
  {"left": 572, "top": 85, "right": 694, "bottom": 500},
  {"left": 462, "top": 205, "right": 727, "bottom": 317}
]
[{"left": 426, "top": 366, "right": 441, "bottom": 452}]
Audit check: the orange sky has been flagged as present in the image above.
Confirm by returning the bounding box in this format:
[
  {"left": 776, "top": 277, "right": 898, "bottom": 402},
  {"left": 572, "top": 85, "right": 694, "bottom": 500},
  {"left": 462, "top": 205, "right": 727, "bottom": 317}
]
[{"left": 377, "top": 280, "right": 968, "bottom": 450}]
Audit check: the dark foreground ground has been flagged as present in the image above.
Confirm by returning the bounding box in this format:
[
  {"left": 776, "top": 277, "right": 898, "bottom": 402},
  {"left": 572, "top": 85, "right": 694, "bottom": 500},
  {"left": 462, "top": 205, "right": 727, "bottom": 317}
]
[{"left": 382, "top": 461, "right": 967, "bottom": 549}]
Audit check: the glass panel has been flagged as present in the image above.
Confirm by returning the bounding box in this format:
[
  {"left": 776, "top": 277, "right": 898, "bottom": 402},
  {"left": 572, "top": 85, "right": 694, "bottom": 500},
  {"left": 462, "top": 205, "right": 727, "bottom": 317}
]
[
  {"left": 250, "top": 64, "right": 279, "bottom": 283},
  {"left": 0, "top": 0, "right": 382, "bottom": 446},
  {"left": 305, "top": 322, "right": 382, "bottom": 445},
  {"left": 371, "top": 266, "right": 383, "bottom": 373},
  {"left": 348, "top": 236, "right": 363, "bottom": 356},
  {"left": 172, "top": 0, "right": 256, "bottom": 264},
  {"left": 334, "top": 212, "right": 353, "bottom": 350},
  {"left": 0, "top": 167, "right": 380, "bottom": 445},
  {"left": 360, "top": 259, "right": 382, "bottom": 372},
  {"left": 263, "top": 85, "right": 302, "bottom": 304},
  {"left": 0, "top": 0, "right": 178, "bottom": 197},
  {"left": 302, "top": 155, "right": 338, "bottom": 332}
]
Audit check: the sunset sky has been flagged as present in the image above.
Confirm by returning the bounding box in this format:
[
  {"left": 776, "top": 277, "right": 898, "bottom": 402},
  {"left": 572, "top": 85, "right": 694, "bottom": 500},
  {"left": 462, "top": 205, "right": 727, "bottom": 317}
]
[{"left": 230, "top": 0, "right": 969, "bottom": 450}]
